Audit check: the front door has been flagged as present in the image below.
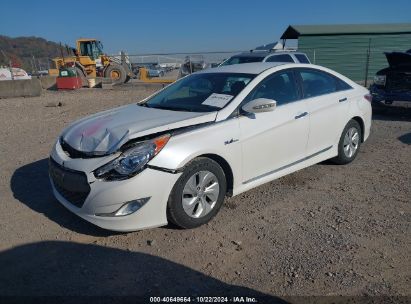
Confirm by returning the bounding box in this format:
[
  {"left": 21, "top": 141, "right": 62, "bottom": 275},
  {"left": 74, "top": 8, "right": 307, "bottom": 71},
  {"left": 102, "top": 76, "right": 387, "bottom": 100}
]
[{"left": 239, "top": 70, "right": 309, "bottom": 183}]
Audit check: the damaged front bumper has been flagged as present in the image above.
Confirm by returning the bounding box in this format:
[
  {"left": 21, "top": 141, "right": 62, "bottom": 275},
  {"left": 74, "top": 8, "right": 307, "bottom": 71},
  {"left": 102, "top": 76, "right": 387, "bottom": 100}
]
[{"left": 49, "top": 140, "right": 181, "bottom": 231}]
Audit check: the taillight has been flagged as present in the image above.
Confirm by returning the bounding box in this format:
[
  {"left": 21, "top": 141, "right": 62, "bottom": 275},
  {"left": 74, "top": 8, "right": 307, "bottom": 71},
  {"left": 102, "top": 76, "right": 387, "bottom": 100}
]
[{"left": 364, "top": 94, "right": 372, "bottom": 102}]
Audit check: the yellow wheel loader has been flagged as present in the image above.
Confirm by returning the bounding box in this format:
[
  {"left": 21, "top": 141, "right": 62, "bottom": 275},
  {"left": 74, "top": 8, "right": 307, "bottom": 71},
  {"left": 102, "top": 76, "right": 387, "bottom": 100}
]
[{"left": 49, "top": 38, "right": 135, "bottom": 85}]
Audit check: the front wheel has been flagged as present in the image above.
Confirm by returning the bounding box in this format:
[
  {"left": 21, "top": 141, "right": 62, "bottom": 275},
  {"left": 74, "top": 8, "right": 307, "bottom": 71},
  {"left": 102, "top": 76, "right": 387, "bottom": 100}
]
[
  {"left": 167, "top": 158, "right": 227, "bottom": 229},
  {"left": 332, "top": 119, "right": 362, "bottom": 165}
]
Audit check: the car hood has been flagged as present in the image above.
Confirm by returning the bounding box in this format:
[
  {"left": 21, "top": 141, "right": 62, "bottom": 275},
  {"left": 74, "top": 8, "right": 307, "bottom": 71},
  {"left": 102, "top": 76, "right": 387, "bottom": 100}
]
[
  {"left": 385, "top": 51, "right": 411, "bottom": 67},
  {"left": 61, "top": 104, "right": 217, "bottom": 154}
]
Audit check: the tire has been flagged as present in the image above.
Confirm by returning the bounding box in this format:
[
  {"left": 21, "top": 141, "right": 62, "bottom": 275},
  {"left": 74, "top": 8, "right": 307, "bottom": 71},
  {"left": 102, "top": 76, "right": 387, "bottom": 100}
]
[
  {"left": 167, "top": 157, "right": 227, "bottom": 229},
  {"left": 104, "top": 63, "right": 127, "bottom": 84},
  {"left": 124, "top": 75, "right": 131, "bottom": 83},
  {"left": 332, "top": 119, "right": 362, "bottom": 165},
  {"left": 74, "top": 67, "right": 87, "bottom": 87}
]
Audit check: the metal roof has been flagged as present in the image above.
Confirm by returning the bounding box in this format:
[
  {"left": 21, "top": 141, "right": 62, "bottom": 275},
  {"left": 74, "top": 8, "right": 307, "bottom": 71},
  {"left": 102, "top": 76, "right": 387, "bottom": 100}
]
[{"left": 281, "top": 24, "right": 411, "bottom": 39}]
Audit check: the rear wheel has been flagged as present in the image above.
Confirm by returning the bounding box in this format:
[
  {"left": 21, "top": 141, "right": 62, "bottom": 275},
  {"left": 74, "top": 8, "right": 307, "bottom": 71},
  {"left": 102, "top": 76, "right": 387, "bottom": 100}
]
[
  {"left": 332, "top": 119, "right": 362, "bottom": 165},
  {"left": 167, "top": 158, "right": 227, "bottom": 229},
  {"left": 104, "top": 63, "right": 127, "bottom": 84}
]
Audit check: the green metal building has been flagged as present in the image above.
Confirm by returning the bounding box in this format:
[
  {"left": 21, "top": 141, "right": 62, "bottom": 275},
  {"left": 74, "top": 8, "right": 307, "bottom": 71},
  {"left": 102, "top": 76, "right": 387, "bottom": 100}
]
[{"left": 280, "top": 24, "right": 411, "bottom": 81}]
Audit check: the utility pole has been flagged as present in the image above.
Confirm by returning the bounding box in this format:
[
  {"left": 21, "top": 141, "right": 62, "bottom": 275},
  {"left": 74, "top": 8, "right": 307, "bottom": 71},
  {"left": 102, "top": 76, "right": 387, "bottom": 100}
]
[
  {"left": 32, "top": 55, "right": 38, "bottom": 75},
  {"left": 364, "top": 39, "right": 371, "bottom": 88}
]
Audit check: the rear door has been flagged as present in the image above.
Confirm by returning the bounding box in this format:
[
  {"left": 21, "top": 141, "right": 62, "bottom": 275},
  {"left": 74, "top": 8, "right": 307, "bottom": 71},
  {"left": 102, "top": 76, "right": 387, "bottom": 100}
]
[{"left": 296, "top": 68, "right": 353, "bottom": 155}]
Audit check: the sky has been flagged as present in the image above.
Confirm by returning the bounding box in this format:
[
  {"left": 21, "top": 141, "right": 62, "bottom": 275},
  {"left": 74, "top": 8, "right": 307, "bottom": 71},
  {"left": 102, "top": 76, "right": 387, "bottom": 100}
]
[{"left": 1, "top": 0, "right": 410, "bottom": 55}]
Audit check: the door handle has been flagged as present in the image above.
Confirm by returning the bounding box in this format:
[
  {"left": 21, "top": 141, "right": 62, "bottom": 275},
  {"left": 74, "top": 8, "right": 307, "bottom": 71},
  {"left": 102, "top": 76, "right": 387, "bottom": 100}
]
[
  {"left": 295, "top": 112, "right": 308, "bottom": 119},
  {"left": 339, "top": 97, "right": 347, "bottom": 102}
]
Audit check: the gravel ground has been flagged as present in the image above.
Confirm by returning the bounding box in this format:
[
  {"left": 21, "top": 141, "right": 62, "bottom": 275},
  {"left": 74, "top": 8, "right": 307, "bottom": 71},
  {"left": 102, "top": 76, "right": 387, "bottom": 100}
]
[{"left": 0, "top": 87, "right": 410, "bottom": 301}]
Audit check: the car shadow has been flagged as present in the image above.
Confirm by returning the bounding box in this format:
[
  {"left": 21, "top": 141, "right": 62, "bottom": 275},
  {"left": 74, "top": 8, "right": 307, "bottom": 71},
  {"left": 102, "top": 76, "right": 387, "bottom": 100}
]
[
  {"left": 398, "top": 132, "right": 411, "bottom": 145},
  {"left": 10, "top": 158, "right": 116, "bottom": 236},
  {"left": 0, "top": 241, "right": 287, "bottom": 303},
  {"left": 372, "top": 107, "right": 411, "bottom": 122}
]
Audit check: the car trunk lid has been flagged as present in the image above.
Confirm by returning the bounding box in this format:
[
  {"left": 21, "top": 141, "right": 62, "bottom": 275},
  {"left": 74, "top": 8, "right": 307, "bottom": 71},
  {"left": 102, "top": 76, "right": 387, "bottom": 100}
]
[
  {"left": 385, "top": 51, "right": 411, "bottom": 68},
  {"left": 384, "top": 51, "right": 411, "bottom": 91}
]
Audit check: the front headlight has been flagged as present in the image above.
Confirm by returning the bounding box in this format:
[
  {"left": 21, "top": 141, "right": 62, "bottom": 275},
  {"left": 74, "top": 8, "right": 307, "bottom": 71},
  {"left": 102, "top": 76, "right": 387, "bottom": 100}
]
[
  {"left": 374, "top": 75, "right": 386, "bottom": 86},
  {"left": 94, "top": 134, "right": 170, "bottom": 180}
]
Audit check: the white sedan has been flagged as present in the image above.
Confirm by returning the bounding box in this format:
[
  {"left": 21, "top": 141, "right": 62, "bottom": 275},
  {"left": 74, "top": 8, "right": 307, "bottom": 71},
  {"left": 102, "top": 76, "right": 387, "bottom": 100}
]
[{"left": 49, "top": 63, "right": 372, "bottom": 231}]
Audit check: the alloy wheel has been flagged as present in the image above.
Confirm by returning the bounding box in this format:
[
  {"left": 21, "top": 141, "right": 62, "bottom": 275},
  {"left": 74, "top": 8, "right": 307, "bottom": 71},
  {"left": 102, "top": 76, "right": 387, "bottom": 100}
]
[
  {"left": 181, "top": 170, "right": 220, "bottom": 218},
  {"left": 343, "top": 127, "right": 360, "bottom": 158}
]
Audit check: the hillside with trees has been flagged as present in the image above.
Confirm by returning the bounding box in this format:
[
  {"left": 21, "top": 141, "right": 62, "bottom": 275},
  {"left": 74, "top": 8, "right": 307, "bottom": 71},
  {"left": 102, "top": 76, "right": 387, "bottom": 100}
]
[{"left": 0, "top": 35, "right": 69, "bottom": 72}]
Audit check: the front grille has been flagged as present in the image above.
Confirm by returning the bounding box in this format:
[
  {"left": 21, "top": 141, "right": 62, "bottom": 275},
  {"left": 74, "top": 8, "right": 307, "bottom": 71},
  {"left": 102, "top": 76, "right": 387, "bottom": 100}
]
[
  {"left": 60, "top": 138, "right": 97, "bottom": 159},
  {"left": 49, "top": 158, "right": 90, "bottom": 208}
]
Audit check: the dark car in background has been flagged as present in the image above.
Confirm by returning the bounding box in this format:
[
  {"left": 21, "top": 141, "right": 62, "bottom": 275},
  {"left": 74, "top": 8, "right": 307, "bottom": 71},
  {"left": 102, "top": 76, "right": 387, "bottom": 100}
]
[{"left": 370, "top": 50, "right": 411, "bottom": 109}]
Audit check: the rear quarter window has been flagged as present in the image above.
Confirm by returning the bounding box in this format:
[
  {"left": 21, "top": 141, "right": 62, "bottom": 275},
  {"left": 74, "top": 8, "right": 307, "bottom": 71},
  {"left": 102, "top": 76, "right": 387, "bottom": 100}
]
[
  {"left": 336, "top": 78, "right": 353, "bottom": 91},
  {"left": 265, "top": 54, "right": 294, "bottom": 63},
  {"left": 295, "top": 54, "right": 310, "bottom": 64},
  {"left": 298, "top": 69, "right": 352, "bottom": 98}
]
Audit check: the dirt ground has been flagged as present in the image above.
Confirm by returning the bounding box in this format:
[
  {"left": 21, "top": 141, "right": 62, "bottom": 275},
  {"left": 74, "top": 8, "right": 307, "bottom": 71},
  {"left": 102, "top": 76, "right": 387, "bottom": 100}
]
[{"left": 0, "top": 86, "right": 410, "bottom": 302}]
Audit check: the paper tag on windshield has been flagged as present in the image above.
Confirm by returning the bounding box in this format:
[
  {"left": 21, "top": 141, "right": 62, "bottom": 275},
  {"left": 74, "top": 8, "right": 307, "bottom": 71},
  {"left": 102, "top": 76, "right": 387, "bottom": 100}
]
[{"left": 202, "top": 93, "right": 233, "bottom": 108}]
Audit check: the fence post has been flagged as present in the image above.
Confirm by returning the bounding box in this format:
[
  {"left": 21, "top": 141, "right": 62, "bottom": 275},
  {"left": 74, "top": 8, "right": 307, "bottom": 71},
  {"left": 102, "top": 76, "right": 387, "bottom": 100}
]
[{"left": 9, "top": 59, "right": 14, "bottom": 80}]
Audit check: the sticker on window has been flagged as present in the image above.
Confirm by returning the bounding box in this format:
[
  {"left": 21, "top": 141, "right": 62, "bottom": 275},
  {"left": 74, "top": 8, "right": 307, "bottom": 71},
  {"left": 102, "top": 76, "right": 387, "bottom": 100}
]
[{"left": 202, "top": 93, "right": 233, "bottom": 108}]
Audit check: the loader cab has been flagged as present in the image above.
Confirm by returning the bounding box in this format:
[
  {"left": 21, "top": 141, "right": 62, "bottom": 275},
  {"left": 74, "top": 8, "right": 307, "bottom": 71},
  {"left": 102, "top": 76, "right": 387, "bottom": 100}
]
[{"left": 77, "top": 39, "right": 104, "bottom": 60}]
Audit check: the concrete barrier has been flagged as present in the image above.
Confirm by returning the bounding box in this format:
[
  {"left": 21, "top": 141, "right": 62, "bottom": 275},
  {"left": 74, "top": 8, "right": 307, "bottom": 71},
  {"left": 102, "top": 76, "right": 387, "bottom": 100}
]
[
  {"left": 0, "top": 79, "right": 42, "bottom": 98},
  {"left": 38, "top": 76, "right": 57, "bottom": 90}
]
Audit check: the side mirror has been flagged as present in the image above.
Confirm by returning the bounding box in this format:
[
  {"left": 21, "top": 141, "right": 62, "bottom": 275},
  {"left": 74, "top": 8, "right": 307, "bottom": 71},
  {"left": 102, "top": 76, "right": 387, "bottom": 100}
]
[{"left": 241, "top": 98, "right": 276, "bottom": 114}]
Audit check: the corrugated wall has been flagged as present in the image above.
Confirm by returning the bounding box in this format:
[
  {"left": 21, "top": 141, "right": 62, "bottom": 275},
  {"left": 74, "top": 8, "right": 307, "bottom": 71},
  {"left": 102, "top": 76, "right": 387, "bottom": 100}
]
[{"left": 298, "top": 34, "right": 411, "bottom": 81}]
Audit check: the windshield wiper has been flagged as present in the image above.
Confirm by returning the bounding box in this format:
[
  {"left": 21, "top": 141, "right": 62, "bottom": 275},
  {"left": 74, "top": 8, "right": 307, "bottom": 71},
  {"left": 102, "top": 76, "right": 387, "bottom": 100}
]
[
  {"left": 137, "top": 102, "right": 149, "bottom": 107},
  {"left": 149, "top": 105, "right": 193, "bottom": 112}
]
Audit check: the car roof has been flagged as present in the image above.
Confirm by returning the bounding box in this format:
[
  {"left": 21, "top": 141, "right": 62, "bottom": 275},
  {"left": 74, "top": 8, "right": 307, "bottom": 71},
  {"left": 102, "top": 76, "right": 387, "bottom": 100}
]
[
  {"left": 232, "top": 50, "right": 306, "bottom": 58},
  {"left": 199, "top": 62, "right": 287, "bottom": 75}
]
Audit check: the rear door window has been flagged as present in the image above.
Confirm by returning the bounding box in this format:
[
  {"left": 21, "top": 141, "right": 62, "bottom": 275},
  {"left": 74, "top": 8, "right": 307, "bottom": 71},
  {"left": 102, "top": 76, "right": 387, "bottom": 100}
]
[{"left": 298, "top": 69, "right": 337, "bottom": 98}]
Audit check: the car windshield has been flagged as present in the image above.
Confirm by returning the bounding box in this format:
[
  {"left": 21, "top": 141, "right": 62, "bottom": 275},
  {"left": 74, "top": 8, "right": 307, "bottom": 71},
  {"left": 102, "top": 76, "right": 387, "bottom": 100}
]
[
  {"left": 142, "top": 73, "right": 255, "bottom": 112},
  {"left": 221, "top": 56, "right": 264, "bottom": 66}
]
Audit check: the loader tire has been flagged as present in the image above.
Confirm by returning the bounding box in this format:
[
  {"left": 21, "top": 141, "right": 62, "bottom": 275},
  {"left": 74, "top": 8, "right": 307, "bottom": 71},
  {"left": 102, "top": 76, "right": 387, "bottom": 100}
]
[{"left": 105, "top": 63, "right": 127, "bottom": 84}]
